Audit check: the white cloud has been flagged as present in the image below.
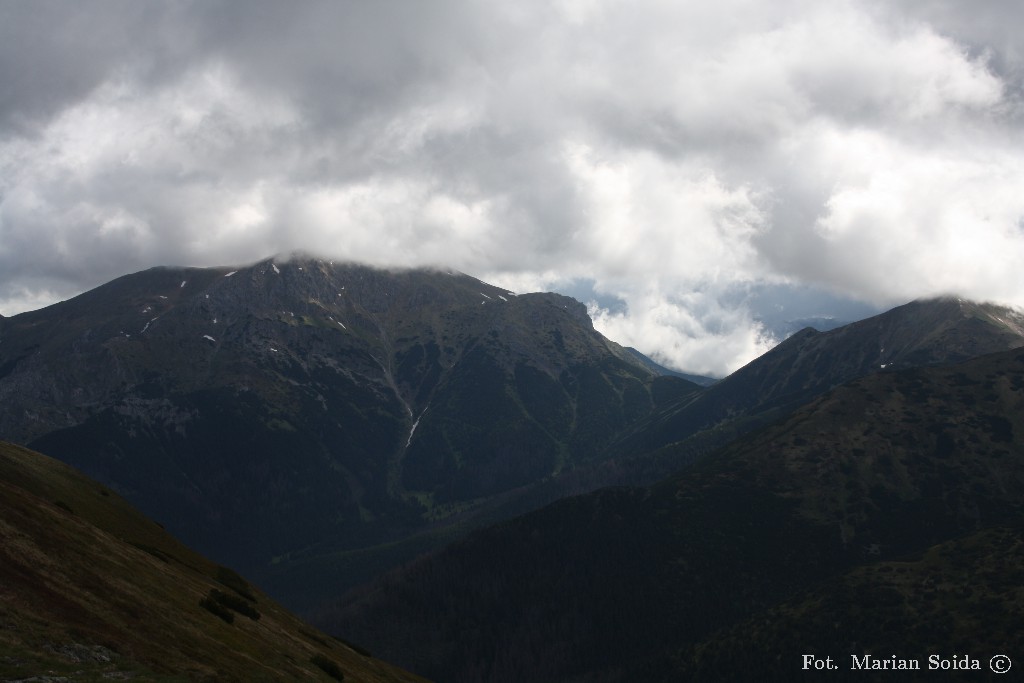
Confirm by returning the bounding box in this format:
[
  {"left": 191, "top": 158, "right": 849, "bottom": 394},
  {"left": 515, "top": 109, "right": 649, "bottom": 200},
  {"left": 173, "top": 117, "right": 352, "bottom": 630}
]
[
  {"left": 1, "top": 0, "right": 1023, "bottom": 375},
  {"left": 589, "top": 290, "right": 777, "bottom": 377}
]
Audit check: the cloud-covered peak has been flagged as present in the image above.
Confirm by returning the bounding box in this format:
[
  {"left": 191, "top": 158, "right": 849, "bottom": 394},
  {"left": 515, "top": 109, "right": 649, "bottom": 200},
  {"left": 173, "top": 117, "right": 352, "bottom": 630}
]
[{"left": 2, "top": 0, "right": 1022, "bottom": 375}]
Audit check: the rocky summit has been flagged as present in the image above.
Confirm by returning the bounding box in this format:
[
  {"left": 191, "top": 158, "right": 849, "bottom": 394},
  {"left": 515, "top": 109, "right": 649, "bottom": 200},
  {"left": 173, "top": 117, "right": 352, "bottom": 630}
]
[{"left": 0, "top": 255, "right": 696, "bottom": 605}]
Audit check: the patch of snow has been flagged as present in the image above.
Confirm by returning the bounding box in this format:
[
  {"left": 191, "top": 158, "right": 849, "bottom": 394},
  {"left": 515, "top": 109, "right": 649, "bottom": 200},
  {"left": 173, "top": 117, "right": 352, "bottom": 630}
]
[
  {"left": 498, "top": 295, "right": 508, "bottom": 302},
  {"left": 480, "top": 292, "right": 492, "bottom": 300},
  {"left": 203, "top": 335, "right": 216, "bottom": 342},
  {"left": 270, "top": 347, "right": 278, "bottom": 353},
  {"left": 224, "top": 271, "right": 237, "bottom": 277},
  {"left": 272, "top": 263, "right": 280, "bottom": 274},
  {"left": 205, "top": 294, "right": 209, "bottom": 299},
  {"left": 406, "top": 416, "right": 422, "bottom": 447},
  {"left": 298, "top": 267, "right": 303, "bottom": 271},
  {"left": 158, "top": 295, "right": 167, "bottom": 300},
  {"left": 337, "top": 320, "right": 346, "bottom": 329},
  {"left": 880, "top": 364, "right": 887, "bottom": 369},
  {"left": 181, "top": 280, "right": 186, "bottom": 288},
  {"left": 213, "top": 318, "right": 217, "bottom": 324}
]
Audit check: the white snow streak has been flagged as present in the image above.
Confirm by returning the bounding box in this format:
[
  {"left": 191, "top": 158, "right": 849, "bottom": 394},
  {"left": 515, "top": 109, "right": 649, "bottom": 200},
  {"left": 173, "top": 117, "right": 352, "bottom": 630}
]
[
  {"left": 406, "top": 416, "right": 421, "bottom": 447},
  {"left": 203, "top": 334, "right": 216, "bottom": 342},
  {"left": 224, "top": 271, "right": 237, "bottom": 277}
]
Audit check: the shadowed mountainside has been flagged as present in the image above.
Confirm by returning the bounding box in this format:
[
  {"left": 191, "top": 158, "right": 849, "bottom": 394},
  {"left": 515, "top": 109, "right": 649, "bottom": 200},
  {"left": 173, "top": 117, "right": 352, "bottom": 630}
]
[
  {"left": 0, "top": 441, "right": 429, "bottom": 683},
  {"left": 324, "top": 345, "right": 1024, "bottom": 682},
  {"left": 0, "top": 255, "right": 698, "bottom": 606}
]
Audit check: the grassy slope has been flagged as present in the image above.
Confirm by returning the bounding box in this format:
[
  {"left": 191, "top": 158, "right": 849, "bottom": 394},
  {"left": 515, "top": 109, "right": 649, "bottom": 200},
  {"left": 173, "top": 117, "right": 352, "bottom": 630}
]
[{"left": 0, "top": 441, "right": 429, "bottom": 683}]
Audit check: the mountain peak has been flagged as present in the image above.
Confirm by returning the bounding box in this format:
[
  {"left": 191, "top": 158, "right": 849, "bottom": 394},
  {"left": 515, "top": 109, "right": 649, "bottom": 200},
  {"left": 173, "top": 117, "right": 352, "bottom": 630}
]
[{"left": 0, "top": 256, "right": 679, "bottom": 600}]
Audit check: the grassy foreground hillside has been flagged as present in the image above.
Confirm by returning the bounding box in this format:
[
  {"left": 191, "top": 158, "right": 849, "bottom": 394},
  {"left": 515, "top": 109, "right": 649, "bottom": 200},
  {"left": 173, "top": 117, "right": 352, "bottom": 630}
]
[{"left": 0, "top": 441, "right": 428, "bottom": 683}]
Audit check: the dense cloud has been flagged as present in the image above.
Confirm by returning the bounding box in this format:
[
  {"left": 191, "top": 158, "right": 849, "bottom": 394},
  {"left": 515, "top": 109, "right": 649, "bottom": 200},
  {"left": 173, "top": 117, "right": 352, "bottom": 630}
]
[{"left": 2, "top": 0, "right": 1022, "bottom": 375}]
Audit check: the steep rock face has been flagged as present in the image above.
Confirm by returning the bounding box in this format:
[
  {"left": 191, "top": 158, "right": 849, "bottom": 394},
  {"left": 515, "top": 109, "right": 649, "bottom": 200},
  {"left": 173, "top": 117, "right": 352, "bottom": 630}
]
[
  {"left": 325, "top": 345, "right": 1024, "bottom": 683},
  {"left": 0, "top": 256, "right": 696, "bottom": 589}
]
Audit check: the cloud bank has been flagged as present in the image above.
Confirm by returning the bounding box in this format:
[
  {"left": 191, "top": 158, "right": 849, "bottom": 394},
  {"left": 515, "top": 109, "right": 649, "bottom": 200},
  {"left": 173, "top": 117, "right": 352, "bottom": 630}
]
[{"left": 2, "top": 0, "right": 1022, "bottom": 375}]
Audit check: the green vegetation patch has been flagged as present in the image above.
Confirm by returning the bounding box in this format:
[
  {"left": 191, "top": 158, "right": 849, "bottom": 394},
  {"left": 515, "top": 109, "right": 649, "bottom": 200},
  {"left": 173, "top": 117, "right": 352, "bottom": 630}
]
[
  {"left": 200, "top": 588, "right": 261, "bottom": 623},
  {"left": 214, "top": 565, "right": 257, "bottom": 602},
  {"left": 311, "top": 653, "right": 346, "bottom": 680}
]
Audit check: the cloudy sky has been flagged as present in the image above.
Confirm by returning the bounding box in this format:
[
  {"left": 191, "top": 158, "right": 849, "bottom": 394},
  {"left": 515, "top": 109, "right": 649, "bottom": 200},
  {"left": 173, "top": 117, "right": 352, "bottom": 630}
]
[{"left": 2, "top": 0, "right": 1022, "bottom": 376}]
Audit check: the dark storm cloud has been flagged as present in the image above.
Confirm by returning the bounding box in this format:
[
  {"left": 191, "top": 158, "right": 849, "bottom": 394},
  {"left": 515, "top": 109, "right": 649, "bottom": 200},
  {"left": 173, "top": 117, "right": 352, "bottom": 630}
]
[{"left": 0, "top": 1, "right": 199, "bottom": 133}]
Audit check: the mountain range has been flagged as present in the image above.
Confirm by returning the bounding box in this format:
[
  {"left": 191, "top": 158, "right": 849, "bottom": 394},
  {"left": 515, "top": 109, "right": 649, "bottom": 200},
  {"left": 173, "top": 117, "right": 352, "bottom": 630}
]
[{"left": 2, "top": 255, "right": 1023, "bottom": 681}]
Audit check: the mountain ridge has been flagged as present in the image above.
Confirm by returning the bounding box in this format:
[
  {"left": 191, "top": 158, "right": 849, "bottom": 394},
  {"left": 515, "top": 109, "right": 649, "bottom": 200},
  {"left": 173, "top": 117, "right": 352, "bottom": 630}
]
[
  {"left": 4, "top": 256, "right": 1023, "bottom": 623},
  {"left": 612, "top": 295, "right": 1024, "bottom": 461}
]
